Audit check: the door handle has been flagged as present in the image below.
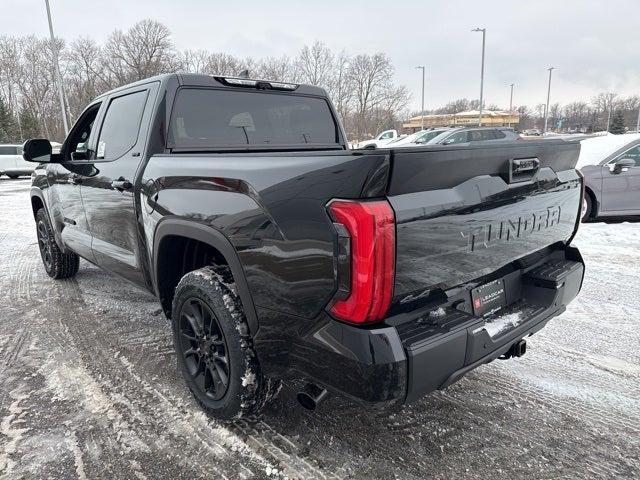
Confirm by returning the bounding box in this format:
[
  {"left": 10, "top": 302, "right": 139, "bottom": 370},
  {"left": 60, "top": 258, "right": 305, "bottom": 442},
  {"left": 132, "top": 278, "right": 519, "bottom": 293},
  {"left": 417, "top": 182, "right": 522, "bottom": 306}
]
[
  {"left": 111, "top": 178, "right": 133, "bottom": 191},
  {"left": 68, "top": 174, "right": 82, "bottom": 185}
]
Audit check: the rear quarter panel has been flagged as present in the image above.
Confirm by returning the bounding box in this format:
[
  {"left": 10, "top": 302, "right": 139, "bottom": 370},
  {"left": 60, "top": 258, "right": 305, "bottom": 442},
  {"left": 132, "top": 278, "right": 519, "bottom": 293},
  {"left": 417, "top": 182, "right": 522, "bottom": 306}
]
[{"left": 141, "top": 151, "right": 389, "bottom": 320}]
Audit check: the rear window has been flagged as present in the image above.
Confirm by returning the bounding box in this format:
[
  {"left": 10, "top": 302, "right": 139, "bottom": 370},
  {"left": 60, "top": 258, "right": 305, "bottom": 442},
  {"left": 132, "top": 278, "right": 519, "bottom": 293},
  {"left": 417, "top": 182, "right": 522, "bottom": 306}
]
[
  {"left": 169, "top": 88, "right": 339, "bottom": 150},
  {"left": 0, "top": 146, "right": 19, "bottom": 155}
]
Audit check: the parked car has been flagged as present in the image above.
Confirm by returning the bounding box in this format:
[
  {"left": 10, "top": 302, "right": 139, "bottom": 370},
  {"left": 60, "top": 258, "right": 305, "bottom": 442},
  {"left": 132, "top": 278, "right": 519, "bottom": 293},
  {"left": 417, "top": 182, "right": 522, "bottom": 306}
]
[
  {"left": 356, "top": 129, "right": 398, "bottom": 149},
  {"left": 577, "top": 133, "right": 640, "bottom": 221},
  {"left": 522, "top": 128, "right": 542, "bottom": 136},
  {"left": 24, "top": 73, "right": 584, "bottom": 420},
  {"left": 423, "top": 126, "right": 520, "bottom": 145},
  {"left": 0, "top": 144, "right": 34, "bottom": 178},
  {"left": 386, "top": 128, "right": 453, "bottom": 147}
]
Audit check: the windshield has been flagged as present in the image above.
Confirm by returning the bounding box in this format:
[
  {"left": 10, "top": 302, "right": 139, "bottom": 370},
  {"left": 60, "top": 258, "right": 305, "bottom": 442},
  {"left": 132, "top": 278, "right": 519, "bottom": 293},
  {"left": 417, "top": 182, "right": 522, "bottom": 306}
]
[
  {"left": 169, "top": 88, "right": 339, "bottom": 149},
  {"left": 414, "top": 129, "right": 448, "bottom": 144},
  {"left": 426, "top": 130, "right": 458, "bottom": 145}
]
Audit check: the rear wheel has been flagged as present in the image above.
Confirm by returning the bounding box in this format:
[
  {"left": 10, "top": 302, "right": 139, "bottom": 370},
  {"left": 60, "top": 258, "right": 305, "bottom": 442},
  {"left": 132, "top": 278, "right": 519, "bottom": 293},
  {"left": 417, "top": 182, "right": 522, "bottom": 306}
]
[
  {"left": 172, "top": 265, "right": 280, "bottom": 419},
  {"left": 35, "top": 208, "right": 80, "bottom": 278}
]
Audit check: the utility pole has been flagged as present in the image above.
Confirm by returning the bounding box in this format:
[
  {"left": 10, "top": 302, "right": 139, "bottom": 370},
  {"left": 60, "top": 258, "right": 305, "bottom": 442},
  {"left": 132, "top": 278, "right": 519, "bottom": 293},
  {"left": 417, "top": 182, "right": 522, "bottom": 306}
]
[
  {"left": 45, "top": 0, "right": 69, "bottom": 135},
  {"left": 636, "top": 108, "right": 640, "bottom": 133},
  {"left": 415, "top": 66, "right": 425, "bottom": 130},
  {"left": 606, "top": 92, "right": 615, "bottom": 132},
  {"left": 508, "top": 83, "right": 514, "bottom": 128},
  {"left": 543, "top": 67, "right": 554, "bottom": 135},
  {"left": 472, "top": 28, "right": 486, "bottom": 126}
]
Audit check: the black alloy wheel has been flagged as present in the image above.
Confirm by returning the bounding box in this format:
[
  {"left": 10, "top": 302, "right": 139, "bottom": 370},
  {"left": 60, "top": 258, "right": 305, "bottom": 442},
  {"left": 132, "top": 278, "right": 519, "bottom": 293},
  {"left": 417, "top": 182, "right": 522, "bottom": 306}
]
[
  {"left": 37, "top": 219, "right": 53, "bottom": 271},
  {"left": 178, "top": 297, "right": 230, "bottom": 401}
]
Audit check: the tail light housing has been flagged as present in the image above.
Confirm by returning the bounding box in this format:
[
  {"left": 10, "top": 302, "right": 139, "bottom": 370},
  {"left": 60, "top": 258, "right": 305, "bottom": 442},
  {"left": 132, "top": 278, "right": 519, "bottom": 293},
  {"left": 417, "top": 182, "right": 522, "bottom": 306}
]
[{"left": 327, "top": 199, "right": 395, "bottom": 324}]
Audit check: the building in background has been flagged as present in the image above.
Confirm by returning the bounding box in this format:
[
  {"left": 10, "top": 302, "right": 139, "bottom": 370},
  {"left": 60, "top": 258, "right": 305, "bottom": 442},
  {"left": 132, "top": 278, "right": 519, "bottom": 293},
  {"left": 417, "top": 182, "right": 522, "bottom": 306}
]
[{"left": 403, "top": 110, "right": 519, "bottom": 133}]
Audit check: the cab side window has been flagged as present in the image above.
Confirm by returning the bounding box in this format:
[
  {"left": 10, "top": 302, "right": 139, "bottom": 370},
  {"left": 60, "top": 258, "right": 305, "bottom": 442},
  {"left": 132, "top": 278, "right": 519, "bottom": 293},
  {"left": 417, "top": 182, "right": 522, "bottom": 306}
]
[
  {"left": 64, "top": 103, "right": 101, "bottom": 161},
  {"left": 97, "top": 90, "right": 148, "bottom": 161}
]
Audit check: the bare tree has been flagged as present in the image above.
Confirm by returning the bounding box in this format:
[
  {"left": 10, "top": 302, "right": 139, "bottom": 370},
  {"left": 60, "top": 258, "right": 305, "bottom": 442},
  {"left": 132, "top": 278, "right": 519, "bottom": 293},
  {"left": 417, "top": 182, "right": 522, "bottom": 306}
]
[
  {"left": 348, "top": 53, "right": 409, "bottom": 138},
  {"left": 328, "top": 51, "right": 352, "bottom": 124},
  {"left": 296, "top": 41, "right": 334, "bottom": 87},
  {"left": 254, "top": 56, "right": 295, "bottom": 81},
  {"left": 103, "top": 19, "right": 176, "bottom": 84}
]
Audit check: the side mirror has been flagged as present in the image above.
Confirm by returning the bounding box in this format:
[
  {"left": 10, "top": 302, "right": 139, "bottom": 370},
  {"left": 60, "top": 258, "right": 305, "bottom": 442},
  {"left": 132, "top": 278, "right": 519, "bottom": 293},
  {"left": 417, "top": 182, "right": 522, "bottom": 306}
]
[
  {"left": 442, "top": 138, "right": 455, "bottom": 145},
  {"left": 23, "top": 139, "right": 56, "bottom": 163},
  {"left": 612, "top": 157, "right": 635, "bottom": 174}
]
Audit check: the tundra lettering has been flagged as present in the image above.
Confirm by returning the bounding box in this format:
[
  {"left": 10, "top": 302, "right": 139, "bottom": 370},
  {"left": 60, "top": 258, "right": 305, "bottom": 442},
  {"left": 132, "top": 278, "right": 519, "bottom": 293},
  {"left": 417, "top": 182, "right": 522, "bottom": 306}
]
[
  {"left": 25, "top": 73, "right": 585, "bottom": 419},
  {"left": 463, "top": 205, "right": 562, "bottom": 252}
]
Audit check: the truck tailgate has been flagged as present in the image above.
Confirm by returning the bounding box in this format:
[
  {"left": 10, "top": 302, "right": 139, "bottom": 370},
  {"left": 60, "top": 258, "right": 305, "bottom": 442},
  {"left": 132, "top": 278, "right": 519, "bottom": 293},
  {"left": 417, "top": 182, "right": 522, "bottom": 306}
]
[{"left": 386, "top": 140, "right": 581, "bottom": 304}]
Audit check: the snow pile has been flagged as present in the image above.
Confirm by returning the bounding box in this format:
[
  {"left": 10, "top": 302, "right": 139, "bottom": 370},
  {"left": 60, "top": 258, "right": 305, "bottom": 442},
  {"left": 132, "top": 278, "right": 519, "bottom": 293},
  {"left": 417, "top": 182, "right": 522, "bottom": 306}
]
[
  {"left": 576, "top": 133, "right": 640, "bottom": 168},
  {"left": 484, "top": 311, "right": 524, "bottom": 337}
]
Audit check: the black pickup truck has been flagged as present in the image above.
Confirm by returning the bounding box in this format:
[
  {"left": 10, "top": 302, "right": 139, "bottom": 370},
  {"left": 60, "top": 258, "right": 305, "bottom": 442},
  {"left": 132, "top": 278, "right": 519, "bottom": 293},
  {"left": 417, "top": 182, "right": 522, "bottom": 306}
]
[{"left": 24, "top": 73, "right": 585, "bottom": 419}]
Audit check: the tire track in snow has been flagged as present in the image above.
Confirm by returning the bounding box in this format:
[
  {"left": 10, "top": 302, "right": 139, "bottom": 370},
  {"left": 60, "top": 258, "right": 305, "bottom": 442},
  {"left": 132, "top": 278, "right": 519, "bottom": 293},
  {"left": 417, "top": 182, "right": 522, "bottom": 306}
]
[
  {"left": 0, "top": 330, "right": 30, "bottom": 375},
  {"left": 37, "top": 278, "right": 338, "bottom": 479}
]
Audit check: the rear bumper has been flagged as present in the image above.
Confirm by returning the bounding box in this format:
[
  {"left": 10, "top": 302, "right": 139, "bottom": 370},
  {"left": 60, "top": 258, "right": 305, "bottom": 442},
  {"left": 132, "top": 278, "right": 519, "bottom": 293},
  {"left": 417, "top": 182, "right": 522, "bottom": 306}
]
[{"left": 287, "top": 246, "right": 584, "bottom": 405}]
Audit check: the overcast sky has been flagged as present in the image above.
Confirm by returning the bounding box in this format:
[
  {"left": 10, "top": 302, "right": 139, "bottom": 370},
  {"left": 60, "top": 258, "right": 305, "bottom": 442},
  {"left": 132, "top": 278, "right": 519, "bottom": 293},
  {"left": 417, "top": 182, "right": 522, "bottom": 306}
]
[{"left": 4, "top": 0, "right": 639, "bottom": 111}]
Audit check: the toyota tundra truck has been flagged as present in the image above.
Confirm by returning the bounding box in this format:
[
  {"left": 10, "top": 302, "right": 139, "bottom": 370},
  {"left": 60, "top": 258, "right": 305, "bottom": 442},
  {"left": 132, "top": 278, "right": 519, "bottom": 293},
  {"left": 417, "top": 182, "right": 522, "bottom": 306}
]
[{"left": 24, "top": 73, "right": 585, "bottom": 419}]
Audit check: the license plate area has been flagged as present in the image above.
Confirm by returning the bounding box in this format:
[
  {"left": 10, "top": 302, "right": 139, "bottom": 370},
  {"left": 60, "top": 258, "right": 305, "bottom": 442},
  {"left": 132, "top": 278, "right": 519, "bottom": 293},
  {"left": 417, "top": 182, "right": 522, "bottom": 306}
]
[{"left": 472, "top": 279, "right": 507, "bottom": 316}]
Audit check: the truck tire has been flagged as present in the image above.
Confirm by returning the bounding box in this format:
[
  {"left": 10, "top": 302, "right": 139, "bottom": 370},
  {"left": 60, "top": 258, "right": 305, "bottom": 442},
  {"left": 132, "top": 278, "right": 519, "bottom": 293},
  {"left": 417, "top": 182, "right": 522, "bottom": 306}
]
[
  {"left": 35, "top": 208, "right": 80, "bottom": 279},
  {"left": 171, "top": 265, "right": 281, "bottom": 419}
]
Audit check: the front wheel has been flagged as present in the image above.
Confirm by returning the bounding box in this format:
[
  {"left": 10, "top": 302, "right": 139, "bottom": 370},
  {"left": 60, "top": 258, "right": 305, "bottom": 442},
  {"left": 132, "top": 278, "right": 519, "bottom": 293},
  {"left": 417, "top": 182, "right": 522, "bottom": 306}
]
[
  {"left": 35, "top": 208, "right": 80, "bottom": 279},
  {"left": 172, "top": 266, "right": 280, "bottom": 419}
]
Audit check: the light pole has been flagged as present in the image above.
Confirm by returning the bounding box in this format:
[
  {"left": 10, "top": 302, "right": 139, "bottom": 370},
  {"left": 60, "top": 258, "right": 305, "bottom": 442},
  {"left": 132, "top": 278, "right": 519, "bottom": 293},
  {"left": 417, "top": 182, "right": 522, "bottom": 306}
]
[
  {"left": 508, "top": 83, "right": 514, "bottom": 127},
  {"left": 472, "top": 28, "right": 486, "bottom": 126},
  {"left": 606, "top": 92, "right": 615, "bottom": 132},
  {"left": 415, "top": 66, "right": 425, "bottom": 130},
  {"left": 44, "top": 0, "right": 69, "bottom": 135},
  {"left": 636, "top": 108, "right": 640, "bottom": 133},
  {"left": 543, "top": 67, "right": 554, "bottom": 135}
]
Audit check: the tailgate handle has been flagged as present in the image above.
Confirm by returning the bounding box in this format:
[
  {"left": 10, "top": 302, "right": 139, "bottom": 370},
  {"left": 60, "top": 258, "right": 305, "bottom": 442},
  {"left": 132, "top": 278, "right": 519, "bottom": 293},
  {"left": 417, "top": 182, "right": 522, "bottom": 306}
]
[{"left": 509, "top": 157, "right": 540, "bottom": 183}]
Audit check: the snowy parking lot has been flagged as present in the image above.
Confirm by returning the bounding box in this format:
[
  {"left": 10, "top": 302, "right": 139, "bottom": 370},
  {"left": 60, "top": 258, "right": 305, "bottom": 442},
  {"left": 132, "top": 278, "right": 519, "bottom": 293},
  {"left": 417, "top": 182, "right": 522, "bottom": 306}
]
[{"left": 1, "top": 177, "right": 638, "bottom": 479}]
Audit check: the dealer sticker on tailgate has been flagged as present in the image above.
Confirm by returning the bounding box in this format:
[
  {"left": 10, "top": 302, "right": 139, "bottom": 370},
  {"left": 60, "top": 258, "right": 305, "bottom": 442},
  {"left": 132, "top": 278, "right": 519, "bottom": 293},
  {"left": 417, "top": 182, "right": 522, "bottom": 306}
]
[{"left": 472, "top": 279, "right": 506, "bottom": 316}]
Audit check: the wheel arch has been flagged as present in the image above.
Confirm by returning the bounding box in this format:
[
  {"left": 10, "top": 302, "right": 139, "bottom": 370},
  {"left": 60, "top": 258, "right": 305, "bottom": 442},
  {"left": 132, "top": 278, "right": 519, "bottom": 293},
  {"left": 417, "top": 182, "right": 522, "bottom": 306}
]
[
  {"left": 153, "top": 218, "right": 258, "bottom": 335},
  {"left": 30, "top": 187, "right": 64, "bottom": 249},
  {"left": 30, "top": 188, "right": 46, "bottom": 220}
]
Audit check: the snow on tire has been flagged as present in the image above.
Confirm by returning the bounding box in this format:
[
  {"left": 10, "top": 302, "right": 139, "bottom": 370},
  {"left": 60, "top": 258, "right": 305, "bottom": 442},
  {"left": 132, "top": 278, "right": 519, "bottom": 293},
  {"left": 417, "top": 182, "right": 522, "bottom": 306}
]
[{"left": 171, "top": 265, "right": 281, "bottom": 420}]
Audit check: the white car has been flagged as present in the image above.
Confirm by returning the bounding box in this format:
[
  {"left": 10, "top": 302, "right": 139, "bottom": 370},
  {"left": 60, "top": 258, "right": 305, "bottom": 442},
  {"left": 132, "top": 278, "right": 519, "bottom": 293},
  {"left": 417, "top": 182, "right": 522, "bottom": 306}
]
[
  {"left": 387, "top": 128, "right": 453, "bottom": 148},
  {"left": 0, "top": 144, "right": 34, "bottom": 178},
  {"left": 357, "top": 129, "right": 399, "bottom": 149}
]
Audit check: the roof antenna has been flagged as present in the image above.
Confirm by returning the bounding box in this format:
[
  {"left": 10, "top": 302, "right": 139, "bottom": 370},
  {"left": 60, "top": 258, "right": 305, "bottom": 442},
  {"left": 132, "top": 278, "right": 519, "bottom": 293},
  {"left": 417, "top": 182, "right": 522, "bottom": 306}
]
[{"left": 238, "top": 69, "right": 250, "bottom": 78}]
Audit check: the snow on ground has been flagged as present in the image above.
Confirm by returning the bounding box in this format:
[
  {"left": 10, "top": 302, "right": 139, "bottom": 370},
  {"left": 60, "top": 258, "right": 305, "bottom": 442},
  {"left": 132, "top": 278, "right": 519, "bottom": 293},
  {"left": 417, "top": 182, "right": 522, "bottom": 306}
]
[{"left": 0, "top": 178, "right": 639, "bottom": 479}]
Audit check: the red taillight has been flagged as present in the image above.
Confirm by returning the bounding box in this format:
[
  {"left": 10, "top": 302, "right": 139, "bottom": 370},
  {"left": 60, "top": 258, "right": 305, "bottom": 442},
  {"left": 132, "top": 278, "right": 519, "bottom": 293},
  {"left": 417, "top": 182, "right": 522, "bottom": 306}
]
[{"left": 327, "top": 200, "right": 395, "bottom": 324}]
